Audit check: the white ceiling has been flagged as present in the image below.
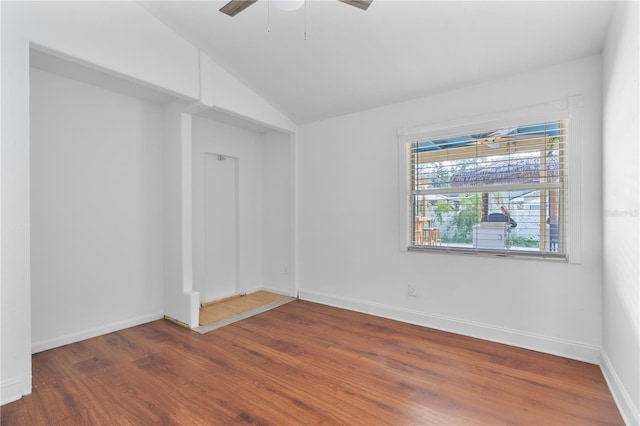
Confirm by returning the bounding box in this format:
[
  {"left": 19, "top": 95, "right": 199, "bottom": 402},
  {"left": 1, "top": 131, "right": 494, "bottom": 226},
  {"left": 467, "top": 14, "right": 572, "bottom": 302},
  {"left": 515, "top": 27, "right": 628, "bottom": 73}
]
[{"left": 141, "top": 1, "right": 615, "bottom": 125}]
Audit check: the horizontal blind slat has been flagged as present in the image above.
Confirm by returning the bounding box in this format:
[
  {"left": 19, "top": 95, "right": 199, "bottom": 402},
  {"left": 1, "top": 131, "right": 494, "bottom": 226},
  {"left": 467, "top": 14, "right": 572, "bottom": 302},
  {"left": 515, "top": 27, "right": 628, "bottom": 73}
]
[{"left": 408, "top": 119, "right": 568, "bottom": 257}]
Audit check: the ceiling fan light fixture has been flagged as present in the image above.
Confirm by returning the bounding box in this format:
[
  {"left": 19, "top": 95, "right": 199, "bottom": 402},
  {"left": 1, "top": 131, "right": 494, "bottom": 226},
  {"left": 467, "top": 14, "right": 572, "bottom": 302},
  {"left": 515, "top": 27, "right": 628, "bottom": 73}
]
[{"left": 273, "top": 0, "right": 305, "bottom": 12}]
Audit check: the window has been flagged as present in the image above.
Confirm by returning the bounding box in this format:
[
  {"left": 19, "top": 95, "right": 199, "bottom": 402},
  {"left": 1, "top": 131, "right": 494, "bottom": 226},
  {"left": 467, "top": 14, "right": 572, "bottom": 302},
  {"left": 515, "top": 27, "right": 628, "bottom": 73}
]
[{"left": 402, "top": 119, "right": 569, "bottom": 259}]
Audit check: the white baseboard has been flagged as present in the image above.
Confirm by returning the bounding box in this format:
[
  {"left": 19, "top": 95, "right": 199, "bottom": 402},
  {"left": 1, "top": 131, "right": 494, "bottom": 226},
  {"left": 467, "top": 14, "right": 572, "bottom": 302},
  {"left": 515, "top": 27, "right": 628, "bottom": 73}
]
[
  {"left": 601, "top": 350, "right": 639, "bottom": 426},
  {"left": 299, "top": 289, "right": 600, "bottom": 364},
  {"left": 1, "top": 377, "right": 27, "bottom": 406},
  {"left": 259, "top": 285, "right": 295, "bottom": 297},
  {"left": 31, "top": 311, "right": 164, "bottom": 354}
]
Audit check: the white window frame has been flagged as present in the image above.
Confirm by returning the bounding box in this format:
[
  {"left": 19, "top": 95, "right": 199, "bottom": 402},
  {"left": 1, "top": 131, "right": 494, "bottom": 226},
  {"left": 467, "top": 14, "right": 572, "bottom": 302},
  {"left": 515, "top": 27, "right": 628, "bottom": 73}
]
[{"left": 398, "top": 96, "right": 583, "bottom": 263}]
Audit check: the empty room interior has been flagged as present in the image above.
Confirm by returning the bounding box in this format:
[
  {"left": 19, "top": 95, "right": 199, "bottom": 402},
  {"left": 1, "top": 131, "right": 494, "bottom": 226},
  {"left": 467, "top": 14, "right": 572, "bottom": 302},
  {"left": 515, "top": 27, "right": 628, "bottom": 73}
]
[{"left": 1, "top": 0, "right": 638, "bottom": 424}]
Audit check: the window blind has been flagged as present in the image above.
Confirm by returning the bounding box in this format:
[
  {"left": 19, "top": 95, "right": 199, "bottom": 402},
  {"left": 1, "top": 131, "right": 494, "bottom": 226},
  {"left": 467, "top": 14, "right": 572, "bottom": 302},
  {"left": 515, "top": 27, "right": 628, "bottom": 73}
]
[{"left": 407, "top": 120, "right": 568, "bottom": 258}]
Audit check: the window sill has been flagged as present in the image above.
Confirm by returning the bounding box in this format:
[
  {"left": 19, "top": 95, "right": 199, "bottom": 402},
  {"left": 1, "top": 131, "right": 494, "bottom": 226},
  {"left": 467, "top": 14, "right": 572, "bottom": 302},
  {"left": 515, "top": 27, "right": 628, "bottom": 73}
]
[{"left": 407, "top": 245, "right": 568, "bottom": 262}]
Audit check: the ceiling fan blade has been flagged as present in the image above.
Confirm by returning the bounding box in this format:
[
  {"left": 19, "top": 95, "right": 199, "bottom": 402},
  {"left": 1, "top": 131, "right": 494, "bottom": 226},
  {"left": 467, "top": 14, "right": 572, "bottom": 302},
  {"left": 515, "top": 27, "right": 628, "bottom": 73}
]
[
  {"left": 337, "top": 0, "right": 373, "bottom": 11},
  {"left": 219, "top": 0, "right": 258, "bottom": 17}
]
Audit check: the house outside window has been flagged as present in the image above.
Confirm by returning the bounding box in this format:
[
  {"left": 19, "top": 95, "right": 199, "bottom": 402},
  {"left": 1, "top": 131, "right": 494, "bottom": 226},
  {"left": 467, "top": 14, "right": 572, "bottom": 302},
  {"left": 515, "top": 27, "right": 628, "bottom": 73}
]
[{"left": 406, "top": 120, "right": 568, "bottom": 259}]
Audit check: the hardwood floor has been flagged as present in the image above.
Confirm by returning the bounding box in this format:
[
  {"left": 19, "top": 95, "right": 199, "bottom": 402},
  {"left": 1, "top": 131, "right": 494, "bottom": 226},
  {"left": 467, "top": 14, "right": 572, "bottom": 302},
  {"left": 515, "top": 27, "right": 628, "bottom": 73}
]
[
  {"left": 2, "top": 300, "right": 623, "bottom": 425},
  {"left": 199, "top": 291, "right": 290, "bottom": 326}
]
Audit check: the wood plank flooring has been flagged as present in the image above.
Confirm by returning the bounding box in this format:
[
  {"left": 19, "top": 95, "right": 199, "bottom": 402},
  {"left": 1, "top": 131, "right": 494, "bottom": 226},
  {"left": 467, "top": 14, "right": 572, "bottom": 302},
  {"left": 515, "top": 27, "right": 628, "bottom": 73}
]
[
  {"left": 199, "top": 291, "right": 289, "bottom": 326},
  {"left": 1, "top": 300, "right": 624, "bottom": 425}
]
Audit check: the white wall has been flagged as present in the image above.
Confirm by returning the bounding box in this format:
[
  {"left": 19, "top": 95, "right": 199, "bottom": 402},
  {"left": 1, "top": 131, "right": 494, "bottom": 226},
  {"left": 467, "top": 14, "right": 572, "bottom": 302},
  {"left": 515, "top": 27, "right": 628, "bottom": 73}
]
[
  {"left": 23, "top": 1, "right": 201, "bottom": 100},
  {"left": 261, "top": 132, "right": 294, "bottom": 295},
  {"left": 298, "top": 55, "right": 604, "bottom": 363},
  {"left": 29, "top": 67, "right": 164, "bottom": 352},
  {"left": 192, "top": 116, "right": 264, "bottom": 297},
  {"left": 2, "top": 1, "right": 296, "bottom": 404},
  {"left": 200, "top": 55, "right": 297, "bottom": 134},
  {"left": 162, "top": 102, "right": 199, "bottom": 328},
  {"left": 2, "top": 3, "right": 34, "bottom": 404},
  {"left": 1, "top": 1, "right": 201, "bottom": 404},
  {"left": 602, "top": 2, "right": 640, "bottom": 424}
]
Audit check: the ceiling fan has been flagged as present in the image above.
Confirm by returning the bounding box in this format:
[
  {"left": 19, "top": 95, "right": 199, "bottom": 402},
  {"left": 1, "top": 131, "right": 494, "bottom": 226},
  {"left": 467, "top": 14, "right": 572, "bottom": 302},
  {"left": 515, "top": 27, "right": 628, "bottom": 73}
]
[{"left": 220, "top": 0, "right": 372, "bottom": 17}]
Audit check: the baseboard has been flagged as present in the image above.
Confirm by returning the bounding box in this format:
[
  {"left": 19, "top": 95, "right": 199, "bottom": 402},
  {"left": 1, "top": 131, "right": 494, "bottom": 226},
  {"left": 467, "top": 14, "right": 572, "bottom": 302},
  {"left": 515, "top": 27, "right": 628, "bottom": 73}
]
[
  {"left": 1, "top": 377, "right": 27, "bottom": 406},
  {"left": 299, "top": 289, "right": 601, "bottom": 364},
  {"left": 31, "top": 311, "right": 164, "bottom": 354},
  {"left": 259, "top": 285, "right": 295, "bottom": 297},
  {"left": 601, "top": 350, "right": 639, "bottom": 426}
]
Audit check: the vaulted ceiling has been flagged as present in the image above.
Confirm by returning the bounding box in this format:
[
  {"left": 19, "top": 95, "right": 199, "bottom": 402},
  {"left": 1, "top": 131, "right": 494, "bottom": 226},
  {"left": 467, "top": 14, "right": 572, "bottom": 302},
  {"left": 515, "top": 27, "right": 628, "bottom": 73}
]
[{"left": 141, "top": 1, "right": 615, "bottom": 124}]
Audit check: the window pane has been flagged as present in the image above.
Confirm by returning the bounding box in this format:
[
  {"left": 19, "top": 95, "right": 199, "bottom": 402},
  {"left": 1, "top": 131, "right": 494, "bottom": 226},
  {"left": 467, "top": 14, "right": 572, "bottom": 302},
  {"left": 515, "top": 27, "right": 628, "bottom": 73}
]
[{"left": 408, "top": 120, "right": 567, "bottom": 257}]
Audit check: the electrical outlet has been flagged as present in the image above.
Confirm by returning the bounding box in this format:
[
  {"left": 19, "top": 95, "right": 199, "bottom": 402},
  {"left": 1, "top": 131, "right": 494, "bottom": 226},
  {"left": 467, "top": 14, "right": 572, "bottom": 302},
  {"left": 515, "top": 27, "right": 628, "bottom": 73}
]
[{"left": 408, "top": 284, "right": 417, "bottom": 297}]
